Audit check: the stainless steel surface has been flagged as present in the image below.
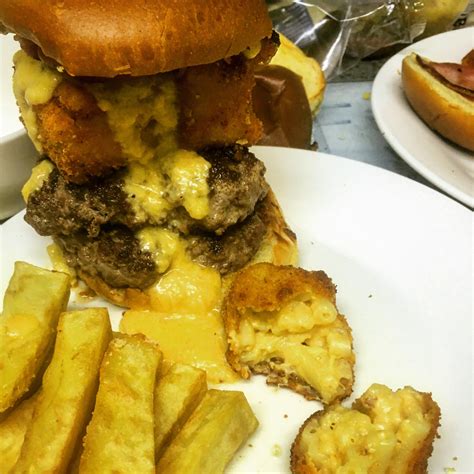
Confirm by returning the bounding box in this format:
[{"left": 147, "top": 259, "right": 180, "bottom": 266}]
[{"left": 313, "top": 80, "right": 453, "bottom": 199}]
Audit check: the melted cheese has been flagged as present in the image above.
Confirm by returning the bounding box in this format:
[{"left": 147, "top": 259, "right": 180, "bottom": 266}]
[
  {"left": 136, "top": 228, "right": 180, "bottom": 274},
  {"left": 13, "top": 51, "right": 62, "bottom": 151},
  {"left": 302, "top": 406, "right": 398, "bottom": 473},
  {"left": 121, "top": 235, "right": 236, "bottom": 383},
  {"left": 120, "top": 310, "right": 237, "bottom": 384},
  {"left": 46, "top": 243, "right": 77, "bottom": 284},
  {"left": 87, "top": 75, "right": 178, "bottom": 163},
  {"left": 234, "top": 297, "right": 353, "bottom": 403},
  {"left": 242, "top": 41, "right": 262, "bottom": 59},
  {"left": 124, "top": 149, "right": 210, "bottom": 224},
  {"left": 301, "top": 385, "right": 434, "bottom": 473},
  {"left": 21, "top": 160, "right": 54, "bottom": 201},
  {"left": 161, "top": 150, "right": 210, "bottom": 219}
]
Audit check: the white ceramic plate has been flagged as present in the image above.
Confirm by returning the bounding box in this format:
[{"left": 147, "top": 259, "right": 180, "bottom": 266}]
[
  {"left": 0, "top": 148, "right": 472, "bottom": 473},
  {"left": 372, "top": 27, "right": 474, "bottom": 208}
]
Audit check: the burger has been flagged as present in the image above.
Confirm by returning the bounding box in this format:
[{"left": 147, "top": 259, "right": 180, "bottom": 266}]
[{"left": 1, "top": 0, "right": 298, "bottom": 307}]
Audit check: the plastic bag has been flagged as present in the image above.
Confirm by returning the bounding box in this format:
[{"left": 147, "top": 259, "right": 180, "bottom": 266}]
[{"left": 268, "top": 0, "right": 472, "bottom": 79}]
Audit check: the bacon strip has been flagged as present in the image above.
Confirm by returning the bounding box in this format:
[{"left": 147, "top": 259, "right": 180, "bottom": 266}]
[{"left": 417, "top": 53, "right": 474, "bottom": 99}]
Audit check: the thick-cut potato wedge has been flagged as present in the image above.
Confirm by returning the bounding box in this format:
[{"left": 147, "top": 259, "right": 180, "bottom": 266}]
[
  {"left": 0, "top": 261, "right": 71, "bottom": 413},
  {"left": 13, "top": 308, "right": 112, "bottom": 473},
  {"left": 157, "top": 389, "right": 258, "bottom": 474},
  {"left": 154, "top": 364, "right": 207, "bottom": 459},
  {"left": 0, "top": 393, "right": 38, "bottom": 473},
  {"left": 80, "top": 335, "right": 162, "bottom": 474}
]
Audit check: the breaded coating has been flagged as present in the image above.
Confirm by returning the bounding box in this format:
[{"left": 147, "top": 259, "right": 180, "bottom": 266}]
[
  {"left": 291, "top": 384, "right": 441, "bottom": 474},
  {"left": 223, "top": 263, "right": 355, "bottom": 404},
  {"left": 35, "top": 81, "right": 126, "bottom": 183},
  {"left": 178, "top": 35, "right": 278, "bottom": 149},
  {"left": 178, "top": 56, "right": 263, "bottom": 149},
  {"left": 17, "top": 35, "right": 277, "bottom": 183}
]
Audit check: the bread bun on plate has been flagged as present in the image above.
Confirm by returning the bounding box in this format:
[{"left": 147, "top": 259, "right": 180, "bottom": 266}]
[{"left": 401, "top": 51, "right": 474, "bottom": 152}]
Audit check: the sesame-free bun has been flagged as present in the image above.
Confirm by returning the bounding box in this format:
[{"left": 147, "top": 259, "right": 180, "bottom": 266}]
[
  {"left": 0, "top": 0, "right": 272, "bottom": 77},
  {"left": 402, "top": 53, "right": 474, "bottom": 152},
  {"left": 77, "top": 190, "right": 298, "bottom": 309}
]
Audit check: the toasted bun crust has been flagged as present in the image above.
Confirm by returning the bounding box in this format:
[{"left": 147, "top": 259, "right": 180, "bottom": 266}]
[
  {"left": 0, "top": 0, "right": 272, "bottom": 77},
  {"left": 79, "top": 190, "right": 298, "bottom": 309},
  {"left": 402, "top": 53, "right": 474, "bottom": 151},
  {"left": 269, "top": 34, "right": 325, "bottom": 114}
]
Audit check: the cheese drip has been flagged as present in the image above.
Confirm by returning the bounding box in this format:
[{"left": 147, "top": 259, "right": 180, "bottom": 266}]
[
  {"left": 12, "top": 51, "right": 62, "bottom": 151},
  {"left": 87, "top": 75, "right": 178, "bottom": 163},
  {"left": 121, "top": 231, "right": 237, "bottom": 384},
  {"left": 124, "top": 149, "right": 210, "bottom": 224},
  {"left": 22, "top": 160, "right": 54, "bottom": 201}
]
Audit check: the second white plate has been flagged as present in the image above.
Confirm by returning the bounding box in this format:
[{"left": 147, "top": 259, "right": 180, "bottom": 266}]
[{"left": 372, "top": 27, "right": 474, "bottom": 208}]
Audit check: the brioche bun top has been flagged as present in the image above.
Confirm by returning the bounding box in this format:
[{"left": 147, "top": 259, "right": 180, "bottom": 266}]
[{"left": 0, "top": 0, "right": 272, "bottom": 77}]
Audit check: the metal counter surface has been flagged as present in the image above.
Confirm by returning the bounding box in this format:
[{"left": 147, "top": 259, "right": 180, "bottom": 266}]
[{"left": 313, "top": 80, "right": 436, "bottom": 192}]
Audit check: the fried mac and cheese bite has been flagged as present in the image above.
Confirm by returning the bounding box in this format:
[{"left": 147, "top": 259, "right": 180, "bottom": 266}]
[
  {"left": 223, "top": 263, "right": 355, "bottom": 404},
  {"left": 291, "top": 384, "right": 441, "bottom": 474}
]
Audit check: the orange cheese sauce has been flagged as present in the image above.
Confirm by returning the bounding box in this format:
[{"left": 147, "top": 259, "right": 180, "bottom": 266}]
[{"left": 119, "top": 248, "right": 238, "bottom": 384}]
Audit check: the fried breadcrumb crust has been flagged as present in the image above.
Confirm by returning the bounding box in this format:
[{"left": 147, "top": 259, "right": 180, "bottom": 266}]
[
  {"left": 223, "top": 263, "right": 355, "bottom": 403},
  {"left": 35, "top": 81, "right": 126, "bottom": 183},
  {"left": 225, "top": 263, "right": 336, "bottom": 313},
  {"left": 291, "top": 385, "right": 441, "bottom": 474},
  {"left": 27, "top": 36, "right": 277, "bottom": 183}
]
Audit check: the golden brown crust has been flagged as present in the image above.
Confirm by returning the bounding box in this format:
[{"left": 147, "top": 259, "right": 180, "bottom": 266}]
[
  {"left": 178, "top": 56, "right": 262, "bottom": 149},
  {"left": 1, "top": 0, "right": 272, "bottom": 77},
  {"left": 291, "top": 386, "right": 441, "bottom": 474},
  {"left": 35, "top": 81, "right": 126, "bottom": 183},
  {"left": 402, "top": 53, "right": 474, "bottom": 151},
  {"left": 291, "top": 409, "right": 326, "bottom": 474},
  {"left": 225, "top": 263, "right": 335, "bottom": 316},
  {"left": 223, "top": 263, "right": 354, "bottom": 403},
  {"left": 80, "top": 190, "right": 298, "bottom": 309},
  {"left": 248, "top": 189, "right": 298, "bottom": 268}
]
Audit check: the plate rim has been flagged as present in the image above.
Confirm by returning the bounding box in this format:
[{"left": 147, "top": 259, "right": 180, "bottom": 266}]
[{"left": 371, "top": 27, "right": 474, "bottom": 208}]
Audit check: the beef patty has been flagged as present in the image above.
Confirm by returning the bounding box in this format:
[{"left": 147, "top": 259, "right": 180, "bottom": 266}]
[
  {"left": 55, "top": 226, "right": 158, "bottom": 289},
  {"left": 55, "top": 209, "right": 266, "bottom": 289},
  {"left": 186, "top": 212, "right": 265, "bottom": 274},
  {"left": 25, "top": 145, "right": 268, "bottom": 237}
]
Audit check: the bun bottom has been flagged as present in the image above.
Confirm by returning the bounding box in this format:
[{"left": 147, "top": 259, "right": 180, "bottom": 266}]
[
  {"left": 401, "top": 53, "right": 474, "bottom": 152},
  {"left": 79, "top": 189, "right": 298, "bottom": 309}
]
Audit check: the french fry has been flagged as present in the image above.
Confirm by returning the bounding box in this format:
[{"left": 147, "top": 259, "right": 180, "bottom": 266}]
[
  {"left": 0, "top": 261, "right": 71, "bottom": 413},
  {"left": 0, "top": 393, "right": 38, "bottom": 474},
  {"left": 12, "top": 308, "right": 112, "bottom": 473},
  {"left": 156, "top": 389, "right": 258, "bottom": 474},
  {"left": 154, "top": 364, "right": 207, "bottom": 459},
  {"left": 79, "top": 335, "right": 162, "bottom": 474}
]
